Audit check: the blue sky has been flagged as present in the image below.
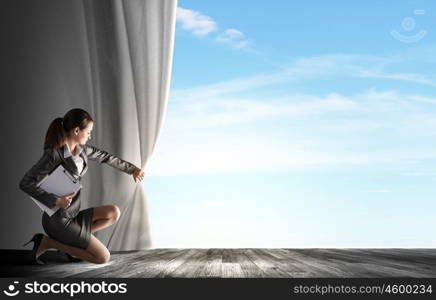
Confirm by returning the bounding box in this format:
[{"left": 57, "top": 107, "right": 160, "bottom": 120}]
[{"left": 144, "top": 0, "right": 436, "bottom": 247}]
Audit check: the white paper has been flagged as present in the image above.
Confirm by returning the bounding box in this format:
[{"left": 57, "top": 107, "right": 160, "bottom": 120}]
[
  {"left": 30, "top": 196, "right": 60, "bottom": 216},
  {"left": 30, "top": 164, "right": 82, "bottom": 216}
]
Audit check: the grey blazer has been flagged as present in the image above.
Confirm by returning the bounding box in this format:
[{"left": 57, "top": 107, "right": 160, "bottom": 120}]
[{"left": 19, "top": 144, "right": 138, "bottom": 217}]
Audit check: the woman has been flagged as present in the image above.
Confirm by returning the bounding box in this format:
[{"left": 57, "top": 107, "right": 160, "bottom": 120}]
[{"left": 19, "top": 108, "right": 145, "bottom": 264}]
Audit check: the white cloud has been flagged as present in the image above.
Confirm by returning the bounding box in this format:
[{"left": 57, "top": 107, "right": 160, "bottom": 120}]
[
  {"left": 148, "top": 141, "right": 379, "bottom": 176},
  {"left": 216, "top": 28, "right": 250, "bottom": 49},
  {"left": 165, "top": 93, "right": 360, "bottom": 130},
  {"left": 166, "top": 88, "right": 436, "bottom": 131},
  {"left": 170, "top": 53, "right": 436, "bottom": 103},
  {"left": 148, "top": 87, "right": 436, "bottom": 176},
  {"left": 176, "top": 7, "right": 250, "bottom": 50},
  {"left": 358, "top": 70, "right": 436, "bottom": 87},
  {"left": 176, "top": 7, "right": 218, "bottom": 36},
  {"left": 147, "top": 52, "right": 436, "bottom": 176}
]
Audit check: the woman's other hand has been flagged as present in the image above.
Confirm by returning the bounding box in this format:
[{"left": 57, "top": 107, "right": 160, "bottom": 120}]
[
  {"left": 132, "top": 168, "right": 145, "bottom": 183},
  {"left": 55, "top": 191, "right": 77, "bottom": 209}
]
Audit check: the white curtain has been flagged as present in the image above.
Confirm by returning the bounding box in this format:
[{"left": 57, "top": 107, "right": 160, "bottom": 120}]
[{"left": 80, "top": 0, "right": 177, "bottom": 250}]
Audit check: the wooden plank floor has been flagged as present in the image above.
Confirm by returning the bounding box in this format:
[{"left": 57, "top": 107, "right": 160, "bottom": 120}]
[{"left": 1, "top": 248, "right": 436, "bottom": 278}]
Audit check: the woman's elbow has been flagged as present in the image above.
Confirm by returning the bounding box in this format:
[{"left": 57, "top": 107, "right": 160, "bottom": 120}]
[{"left": 19, "top": 176, "right": 30, "bottom": 193}]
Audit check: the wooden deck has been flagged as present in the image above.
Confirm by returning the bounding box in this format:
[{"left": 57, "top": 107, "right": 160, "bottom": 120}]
[{"left": 1, "top": 248, "right": 436, "bottom": 278}]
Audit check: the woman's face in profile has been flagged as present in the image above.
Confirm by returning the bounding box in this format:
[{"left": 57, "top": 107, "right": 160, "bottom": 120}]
[{"left": 77, "top": 121, "right": 93, "bottom": 145}]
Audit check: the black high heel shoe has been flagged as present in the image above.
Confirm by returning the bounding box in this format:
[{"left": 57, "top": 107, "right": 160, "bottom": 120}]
[
  {"left": 57, "top": 250, "right": 83, "bottom": 263},
  {"left": 22, "top": 233, "right": 45, "bottom": 265}
]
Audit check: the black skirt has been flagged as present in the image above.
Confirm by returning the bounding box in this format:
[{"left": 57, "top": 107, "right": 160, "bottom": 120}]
[{"left": 41, "top": 193, "right": 94, "bottom": 250}]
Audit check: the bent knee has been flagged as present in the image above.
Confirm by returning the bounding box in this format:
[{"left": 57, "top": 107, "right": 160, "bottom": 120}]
[
  {"left": 110, "top": 205, "right": 120, "bottom": 221},
  {"left": 95, "top": 251, "right": 111, "bottom": 264}
]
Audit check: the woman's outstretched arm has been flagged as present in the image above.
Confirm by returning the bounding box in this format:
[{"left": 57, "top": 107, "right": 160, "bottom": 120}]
[{"left": 83, "top": 144, "right": 141, "bottom": 175}]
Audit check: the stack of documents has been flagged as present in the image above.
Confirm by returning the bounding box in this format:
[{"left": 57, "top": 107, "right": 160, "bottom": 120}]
[{"left": 30, "top": 164, "right": 82, "bottom": 216}]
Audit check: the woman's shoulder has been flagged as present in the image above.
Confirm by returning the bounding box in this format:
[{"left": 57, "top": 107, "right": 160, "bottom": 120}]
[{"left": 43, "top": 145, "right": 61, "bottom": 161}]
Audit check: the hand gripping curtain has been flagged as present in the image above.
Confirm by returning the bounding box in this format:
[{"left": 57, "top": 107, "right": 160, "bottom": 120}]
[{"left": 81, "top": 0, "right": 177, "bottom": 250}]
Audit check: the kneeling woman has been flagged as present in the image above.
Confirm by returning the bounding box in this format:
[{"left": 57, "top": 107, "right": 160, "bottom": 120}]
[{"left": 19, "top": 108, "right": 145, "bottom": 264}]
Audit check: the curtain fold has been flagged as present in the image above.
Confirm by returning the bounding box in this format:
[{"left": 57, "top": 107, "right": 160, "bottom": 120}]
[{"left": 81, "top": 0, "right": 177, "bottom": 250}]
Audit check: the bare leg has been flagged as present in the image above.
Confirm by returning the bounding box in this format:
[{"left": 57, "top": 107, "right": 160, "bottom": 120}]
[
  {"left": 37, "top": 236, "right": 96, "bottom": 263},
  {"left": 36, "top": 234, "right": 110, "bottom": 264},
  {"left": 91, "top": 205, "right": 120, "bottom": 233},
  {"left": 35, "top": 205, "right": 120, "bottom": 264},
  {"left": 91, "top": 218, "right": 116, "bottom": 233}
]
